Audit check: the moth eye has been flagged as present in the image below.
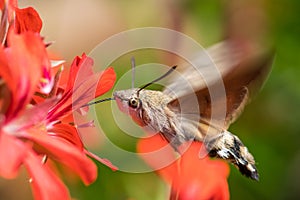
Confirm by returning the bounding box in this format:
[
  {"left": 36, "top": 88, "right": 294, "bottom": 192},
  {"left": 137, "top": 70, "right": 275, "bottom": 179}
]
[{"left": 129, "top": 98, "right": 139, "bottom": 108}]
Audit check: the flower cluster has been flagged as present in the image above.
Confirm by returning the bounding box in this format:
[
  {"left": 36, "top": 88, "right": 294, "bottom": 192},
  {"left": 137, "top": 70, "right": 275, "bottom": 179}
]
[{"left": 0, "top": 1, "right": 116, "bottom": 199}]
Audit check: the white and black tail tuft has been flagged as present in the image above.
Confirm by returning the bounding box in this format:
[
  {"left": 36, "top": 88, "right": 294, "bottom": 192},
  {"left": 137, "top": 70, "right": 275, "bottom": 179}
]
[{"left": 205, "top": 131, "right": 259, "bottom": 181}]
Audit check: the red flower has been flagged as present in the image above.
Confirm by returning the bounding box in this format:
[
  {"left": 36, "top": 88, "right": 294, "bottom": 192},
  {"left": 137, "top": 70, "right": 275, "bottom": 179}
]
[
  {"left": 0, "top": 6, "right": 117, "bottom": 199},
  {"left": 44, "top": 53, "right": 118, "bottom": 171},
  {"left": 138, "top": 135, "right": 230, "bottom": 200},
  {"left": 1, "top": 0, "right": 55, "bottom": 95},
  {"left": 46, "top": 53, "right": 116, "bottom": 123},
  {"left": 0, "top": 31, "right": 71, "bottom": 199}
]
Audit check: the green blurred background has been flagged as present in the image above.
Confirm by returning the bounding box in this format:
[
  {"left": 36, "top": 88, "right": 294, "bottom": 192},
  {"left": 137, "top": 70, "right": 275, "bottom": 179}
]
[{"left": 1, "top": 0, "right": 300, "bottom": 199}]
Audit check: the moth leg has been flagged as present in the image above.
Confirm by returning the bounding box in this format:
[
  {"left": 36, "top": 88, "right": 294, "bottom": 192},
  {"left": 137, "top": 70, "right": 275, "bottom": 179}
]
[
  {"left": 204, "top": 131, "right": 259, "bottom": 181},
  {"left": 159, "top": 127, "right": 188, "bottom": 153},
  {"left": 169, "top": 134, "right": 191, "bottom": 153}
]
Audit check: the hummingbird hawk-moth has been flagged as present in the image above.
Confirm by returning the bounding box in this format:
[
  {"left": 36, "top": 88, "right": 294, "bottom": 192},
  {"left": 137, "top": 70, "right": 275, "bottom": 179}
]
[{"left": 89, "top": 40, "right": 272, "bottom": 181}]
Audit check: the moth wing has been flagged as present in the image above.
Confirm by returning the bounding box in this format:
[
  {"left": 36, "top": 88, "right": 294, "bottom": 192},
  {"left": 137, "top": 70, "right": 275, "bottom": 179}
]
[
  {"left": 164, "top": 40, "right": 273, "bottom": 139},
  {"left": 163, "top": 41, "right": 243, "bottom": 100},
  {"left": 220, "top": 48, "right": 273, "bottom": 127}
]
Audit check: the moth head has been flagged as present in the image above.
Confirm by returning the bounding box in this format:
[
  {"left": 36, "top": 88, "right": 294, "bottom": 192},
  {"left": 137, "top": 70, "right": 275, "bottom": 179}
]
[{"left": 113, "top": 89, "right": 142, "bottom": 113}]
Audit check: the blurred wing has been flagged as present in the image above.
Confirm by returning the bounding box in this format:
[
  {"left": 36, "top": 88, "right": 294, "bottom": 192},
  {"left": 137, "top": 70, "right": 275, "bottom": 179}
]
[
  {"left": 219, "top": 48, "right": 273, "bottom": 127},
  {"left": 163, "top": 41, "right": 243, "bottom": 99},
  {"left": 164, "top": 40, "right": 273, "bottom": 138}
]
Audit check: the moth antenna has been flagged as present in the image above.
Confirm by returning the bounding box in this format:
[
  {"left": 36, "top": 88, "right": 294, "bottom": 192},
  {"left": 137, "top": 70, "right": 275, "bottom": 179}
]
[
  {"left": 137, "top": 65, "right": 177, "bottom": 97},
  {"left": 81, "top": 97, "right": 115, "bottom": 107},
  {"left": 131, "top": 57, "right": 136, "bottom": 89}
]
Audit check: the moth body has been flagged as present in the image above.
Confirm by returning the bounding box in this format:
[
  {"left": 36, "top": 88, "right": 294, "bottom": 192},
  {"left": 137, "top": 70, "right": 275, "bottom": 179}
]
[{"left": 114, "top": 87, "right": 259, "bottom": 180}]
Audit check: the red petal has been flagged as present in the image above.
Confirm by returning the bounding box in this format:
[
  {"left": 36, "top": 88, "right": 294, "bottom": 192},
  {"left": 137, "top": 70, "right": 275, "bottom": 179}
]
[
  {"left": 66, "top": 53, "right": 94, "bottom": 92},
  {"left": 47, "top": 67, "right": 116, "bottom": 121},
  {"left": 14, "top": 7, "right": 42, "bottom": 33},
  {"left": 0, "top": 133, "right": 26, "bottom": 178},
  {"left": 72, "top": 67, "right": 116, "bottom": 107},
  {"left": 95, "top": 67, "right": 116, "bottom": 97},
  {"left": 48, "top": 123, "right": 84, "bottom": 150},
  {"left": 0, "top": 32, "right": 49, "bottom": 121},
  {"left": 137, "top": 135, "right": 230, "bottom": 200},
  {"left": 171, "top": 143, "right": 230, "bottom": 200},
  {"left": 23, "top": 149, "right": 70, "bottom": 200},
  {"left": 8, "top": 97, "right": 58, "bottom": 131},
  {"left": 22, "top": 128, "right": 98, "bottom": 185},
  {"left": 71, "top": 67, "right": 116, "bottom": 106},
  {"left": 137, "top": 134, "right": 179, "bottom": 179}
]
